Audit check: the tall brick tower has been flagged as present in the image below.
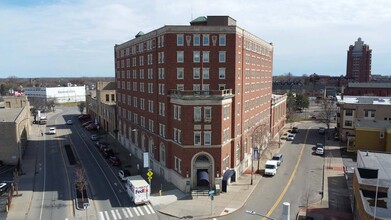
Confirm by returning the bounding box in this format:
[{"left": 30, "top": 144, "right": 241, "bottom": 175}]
[{"left": 346, "top": 37, "right": 372, "bottom": 82}]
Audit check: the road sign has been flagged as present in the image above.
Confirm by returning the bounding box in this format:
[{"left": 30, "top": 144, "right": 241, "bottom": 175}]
[
  {"left": 208, "top": 190, "right": 215, "bottom": 196},
  {"left": 147, "top": 170, "right": 153, "bottom": 177},
  {"left": 148, "top": 176, "right": 152, "bottom": 180}
]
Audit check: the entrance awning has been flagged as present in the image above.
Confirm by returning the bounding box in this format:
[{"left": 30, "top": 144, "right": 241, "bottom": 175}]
[{"left": 197, "top": 170, "right": 209, "bottom": 186}]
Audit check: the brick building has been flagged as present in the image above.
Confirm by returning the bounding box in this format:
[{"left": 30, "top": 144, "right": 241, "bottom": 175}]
[
  {"left": 344, "top": 82, "right": 391, "bottom": 97},
  {"left": 114, "top": 16, "right": 273, "bottom": 191},
  {"left": 346, "top": 37, "right": 372, "bottom": 82}
]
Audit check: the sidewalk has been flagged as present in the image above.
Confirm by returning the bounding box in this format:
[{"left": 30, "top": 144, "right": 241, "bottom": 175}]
[
  {"left": 297, "top": 136, "right": 353, "bottom": 220},
  {"left": 104, "top": 127, "right": 287, "bottom": 219},
  {"left": 6, "top": 114, "right": 46, "bottom": 219}
]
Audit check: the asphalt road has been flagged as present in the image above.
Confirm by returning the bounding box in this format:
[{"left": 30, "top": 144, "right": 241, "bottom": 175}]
[
  {"left": 217, "top": 121, "right": 327, "bottom": 220},
  {"left": 25, "top": 106, "right": 158, "bottom": 220}
]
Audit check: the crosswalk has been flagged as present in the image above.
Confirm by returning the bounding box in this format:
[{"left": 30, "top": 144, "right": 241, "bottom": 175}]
[{"left": 98, "top": 204, "right": 155, "bottom": 220}]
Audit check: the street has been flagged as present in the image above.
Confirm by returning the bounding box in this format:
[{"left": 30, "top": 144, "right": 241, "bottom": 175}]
[{"left": 218, "top": 121, "right": 327, "bottom": 220}]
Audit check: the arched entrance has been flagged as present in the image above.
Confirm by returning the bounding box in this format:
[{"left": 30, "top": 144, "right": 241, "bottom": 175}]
[{"left": 191, "top": 153, "right": 214, "bottom": 189}]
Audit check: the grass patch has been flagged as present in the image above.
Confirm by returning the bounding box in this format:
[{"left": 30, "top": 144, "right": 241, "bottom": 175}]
[{"left": 58, "top": 102, "right": 79, "bottom": 107}]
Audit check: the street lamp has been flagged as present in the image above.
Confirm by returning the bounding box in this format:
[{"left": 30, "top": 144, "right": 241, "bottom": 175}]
[{"left": 250, "top": 123, "right": 268, "bottom": 185}]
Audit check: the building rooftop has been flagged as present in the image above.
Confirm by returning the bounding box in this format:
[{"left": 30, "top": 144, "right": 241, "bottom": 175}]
[
  {"left": 357, "top": 151, "right": 391, "bottom": 218},
  {"left": 0, "top": 108, "right": 23, "bottom": 122},
  {"left": 348, "top": 82, "right": 391, "bottom": 89},
  {"left": 337, "top": 95, "right": 391, "bottom": 105}
]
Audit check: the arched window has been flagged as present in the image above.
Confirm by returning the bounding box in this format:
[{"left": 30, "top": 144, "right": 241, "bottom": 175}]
[{"left": 159, "top": 143, "right": 166, "bottom": 166}]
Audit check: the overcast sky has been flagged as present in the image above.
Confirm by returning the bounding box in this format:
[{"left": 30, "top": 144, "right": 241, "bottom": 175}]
[{"left": 1, "top": 0, "right": 390, "bottom": 78}]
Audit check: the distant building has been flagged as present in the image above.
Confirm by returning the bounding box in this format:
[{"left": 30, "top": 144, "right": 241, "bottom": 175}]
[
  {"left": 86, "top": 81, "right": 117, "bottom": 135},
  {"left": 346, "top": 37, "right": 372, "bottom": 82},
  {"left": 270, "top": 94, "right": 287, "bottom": 138},
  {"left": 114, "top": 15, "right": 274, "bottom": 191},
  {"left": 0, "top": 96, "right": 30, "bottom": 166},
  {"left": 353, "top": 151, "right": 391, "bottom": 220},
  {"left": 344, "top": 82, "right": 391, "bottom": 97},
  {"left": 336, "top": 95, "right": 391, "bottom": 151},
  {"left": 24, "top": 85, "right": 86, "bottom": 105}
]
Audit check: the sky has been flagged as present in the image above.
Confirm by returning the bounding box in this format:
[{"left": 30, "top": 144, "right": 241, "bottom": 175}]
[{"left": 1, "top": 0, "right": 391, "bottom": 78}]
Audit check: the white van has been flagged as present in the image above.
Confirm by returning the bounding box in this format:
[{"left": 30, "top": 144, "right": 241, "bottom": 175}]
[
  {"left": 264, "top": 160, "right": 278, "bottom": 176},
  {"left": 49, "top": 127, "right": 56, "bottom": 134}
]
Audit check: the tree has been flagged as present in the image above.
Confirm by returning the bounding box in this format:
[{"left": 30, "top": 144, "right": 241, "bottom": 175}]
[
  {"left": 286, "top": 91, "right": 297, "bottom": 127},
  {"left": 78, "top": 101, "right": 86, "bottom": 114},
  {"left": 47, "top": 98, "right": 56, "bottom": 112},
  {"left": 75, "top": 165, "right": 87, "bottom": 203},
  {"left": 296, "top": 94, "right": 309, "bottom": 110},
  {"left": 252, "top": 123, "right": 271, "bottom": 172},
  {"left": 318, "top": 98, "right": 337, "bottom": 138}
]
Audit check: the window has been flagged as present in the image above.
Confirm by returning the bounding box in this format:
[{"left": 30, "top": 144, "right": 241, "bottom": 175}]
[
  {"left": 202, "top": 51, "right": 210, "bottom": 63},
  {"left": 344, "top": 120, "right": 353, "bottom": 127},
  {"left": 193, "top": 51, "right": 200, "bottom": 63},
  {"left": 193, "top": 34, "right": 200, "bottom": 46},
  {"left": 174, "top": 128, "right": 178, "bottom": 142},
  {"left": 203, "top": 34, "right": 209, "bottom": 46},
  {"left": 345, "top": 109, "right": 353, "bottom": 116},
  {"left": 194, "top": 107, "right": 201, "bottom": 122},
  {"left": 159, "top": 123, "right": 166, "bottom": 137},
  {"left": 219, "top": 84, "right": 226, "bottom": 90},
  {"left": 158, "top": 68, "right": 165, "bottom": 79},
  {"left": 193, "top": 84, "right": 201, "bottom": 94},
  {"left": 223, "top": 105, "right": 230, "bottom": 119},
  {"left": 178, "top": 129, "right": 182, "bottom": 143},
  {"left": 177, "top": 68, "right": 184, "bottom": 79},
  {"left": 364, "top": 110, "right": 375, "bottom": 118},
  {"left": 148, "top": 83, "right": 153, "bottom": 94},
  {"left": 158, "top": 84, "right": 164, "bottom": 95},
  {"left": 219, "top": 34, "right": 226, "bottom": 46},
  {"left": 194, "top": 132, "right": 201, "bottom": 145},
  {"left": 219, "top": 68, "right": 226, "bottom": 79},
  {"left": 176, "top": 84, "right": 184, "bottom": 91},
  {"left": 177, "top": 34, "right": 184, "bottom": 46},
  {"left": 174, "top": 156, "right": 182, "bottom": 173},
  {"left": 203, "top": 68, "right": 209, "bottom": 79},
  {"left": 159, "top": 144, "right": 166, "bottom": 166},
  {"left": 177, "top": 51, "right": 184, "bottom": 63},
  {"left": 204, "top": 107, "right": 212, "bottom": 122},
  {"left": 219, "top": 51, "right": 226, "bottom": 63},
  {"left": 204, "top": 131, "right": 211, "bottom": 145},
  {"left": 193, "top": 68, "right": 200, "bottom": 79},
  {"left": 159, "top": 102, "right": 165, "bottom": 116},
  {"left": 106, "top": 94, "right": 109, "bottom": 101},
  {"left": 148, "top": 119, "right": 154, "bottom": 132},
  {"left": 148, "top": 100, "right": 154, "bottom": 113},
  {"left": 140, "top": 116, "right": 145, "bottom": 128},
  {"left": 140, "top": 98, "right": 145, "bottom": 110},
  {"left": 174, "top": 105, "right": 182, "bottom": 120}
]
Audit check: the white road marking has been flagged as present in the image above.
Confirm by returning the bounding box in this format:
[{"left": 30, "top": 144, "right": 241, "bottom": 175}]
[
  {"left": 137, "top": 206, "right": 144, "bottom": 215},
  {"left": 104, "top": 211, "right": 110, "bottom": 220},
  {"left": 122, "top": 208, "right": 129, "bottom": 218},
  {"left": 143, "top": 205, "right": 151, "bottom": 215},
  {"left": 147, "top": 204, "right": 155, "bottom": 214},
  {"left": 126, "top": 208, "right": 134, "bottom": 218},
  {"left": 99, "top": 212, "right": 105, "bottom": 220},
  {"left": 115, "top": 209, "right": 122, "bottom": 219},
  {"left": 133, "top": 207, "right": 140, "bottom": 216},
  {"left": 111, "top": 210, "right": 117, "bottom": 220}
]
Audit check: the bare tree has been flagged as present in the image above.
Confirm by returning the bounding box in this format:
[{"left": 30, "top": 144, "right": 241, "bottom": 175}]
[
  {"left": 47, "top": 98, "right": 57, "bottom": 112},
  {"left": 318, "top": 98, "right": 337, "bottom": 138},
  {"left": 75, "top": 165, "right": 88, "bottom": 202},
  {"left": 252, "top": 124, "right": 271, "bottom": 172}
]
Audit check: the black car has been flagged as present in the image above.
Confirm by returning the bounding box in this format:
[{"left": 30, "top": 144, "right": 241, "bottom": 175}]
[
  {"left": 103, "top": 149, "right": 115, "bottom": 158},
  {"left": 109, "top": 156, "right": 121, "bottom": 166},
  {"left": 291, "top": 127, "right": 299, "bottom": 133}
]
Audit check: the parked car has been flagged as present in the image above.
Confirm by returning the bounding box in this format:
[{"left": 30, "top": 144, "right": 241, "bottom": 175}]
[
  {"left": 103, "top": 149, "right": 115, "bottom": 158},
  {"left": 66, "top": 120, "right": 73, "bottom": 125},
  {"left": 49, "top": 127, "right": 56, "bottom": 134},
  {"left": 315, "top": 143, "right": 324, "bottom": 155},
  {"left": 318, "top": 127, "right": 326, "bottom": 135},
  {"left": 0, "top": 182, "right": 8, "bottom": 193},
  {"left": 311, "top": 114, "right": 317, "bottom": 119},
  {"left": 82, "top": 121, "right": 93, "bottom": 127},
  {"left": 109, "top": 156, "right": 121, "bottom": 166},
  {"left": 118, "top": 169, "right": 131, "bottom": 181},
  {"left": 78, "top": 114, "right": 91, "bottom": 120},
  {"left": 272, "top": 153, "right": 283, "bottom": 166},
  {"left": 291, "top": 127, "right": 299, "bottom": 133},
  {"left": 90, "top": 134, "right": 98, "bottom": 141},
  {"left": 86, "top": 124, "right": 97, "bottom": 131},
  {"left": 287, "top": 134, "right": 295, "bottom": 141}
]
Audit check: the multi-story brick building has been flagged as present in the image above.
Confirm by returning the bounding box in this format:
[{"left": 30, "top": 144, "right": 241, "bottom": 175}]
[
  {"left": 114, "top": 16, "right": 273, "bottom": 191},
  {"left": 346, "top": 37, "right": 372, "bottom": 82}
]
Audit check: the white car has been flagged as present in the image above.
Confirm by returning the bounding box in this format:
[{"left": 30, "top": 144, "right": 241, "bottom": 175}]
[
  {"left": 287, "top": 134, "right": 295, "bottom": 141},
  {"left": 90, "top": 134, "right": 98, "bottom": 141},
  {"left": 118, "top": 170, "right": 131, "bottom": 181},
  {"left": 49, "top": 127, "right": 56, "bottom": 134},
  {"left": 66, "top": 120, "right": 73, "bottom": 125},
  {"left": 315, "top": 143, "right": 324, "bottom": 155}
]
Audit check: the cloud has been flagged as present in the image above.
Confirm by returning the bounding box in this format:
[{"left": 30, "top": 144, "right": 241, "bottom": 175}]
[{"left": 0, "top": 0, "right": 390, "bottom": 77}]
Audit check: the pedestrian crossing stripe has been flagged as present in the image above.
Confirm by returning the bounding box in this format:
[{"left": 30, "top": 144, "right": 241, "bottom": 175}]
[
  {"left": 86, "top": 205, "right": 156, "bottom": 220},
  {"left": 115, "top": 209, "right": 122, "bottom": 219},
  {"left": 111, "top": 210, "right": 117, "bottom": 220},
  {"left": 122, "top": 209, "right": 128, "bottom": 218},
  {"left": 137, "top": 206, "right": 144, "bottom": 215},
  {"left": 126, "top": 208, "right": 133, "bottom": 218},
  {"left": 132, "top": 207, "right": 140, "bottom": 216}
]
